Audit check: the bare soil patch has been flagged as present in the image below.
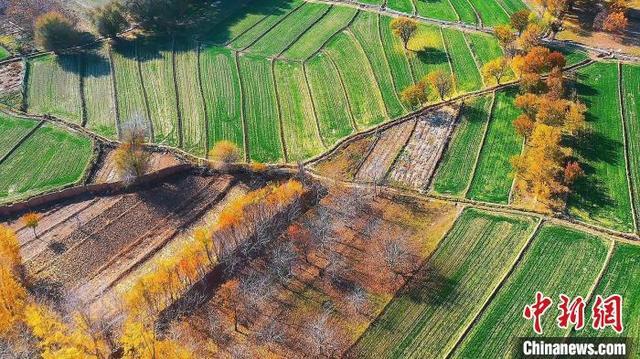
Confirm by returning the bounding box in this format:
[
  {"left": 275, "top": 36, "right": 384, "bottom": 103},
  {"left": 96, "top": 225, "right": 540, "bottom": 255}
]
[{"left": 387, "top": 106, "right": 459, "bottom": 192}]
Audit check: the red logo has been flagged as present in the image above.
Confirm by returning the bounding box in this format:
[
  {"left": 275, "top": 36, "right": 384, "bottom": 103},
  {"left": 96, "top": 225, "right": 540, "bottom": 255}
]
[
  {"left": 523, "top": 291, "right": 553, "bottom": 334},
  {"left": 592, "top": 294, "right": 624, "bottom": 333},
  {"left": 523, "top": 293, "right": 624, "bottom": 334}
]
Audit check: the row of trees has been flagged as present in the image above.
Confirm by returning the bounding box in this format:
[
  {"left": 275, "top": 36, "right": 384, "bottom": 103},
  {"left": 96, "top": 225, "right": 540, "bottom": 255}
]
[
  {"left": 33, "top": 0, "right": 217, "bottom": 52},
  {"left": 400, "top": 70, "right": 456, "bottom": 109},
  {"left": 509, "top": 44, "right": 586, "bottom": 211},
  {"left": 124, "top": 180, "right": 307, "bottom": 319}
]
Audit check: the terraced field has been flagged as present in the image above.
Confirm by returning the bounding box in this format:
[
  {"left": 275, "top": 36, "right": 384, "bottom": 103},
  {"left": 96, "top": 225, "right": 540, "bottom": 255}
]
[
  {"left": 467, "top": 88, "right": 523, "bottom": 204},
  {"left": 621, "top": 64, "right": 640, "bottom": 231},
  {"left": 432, "top": 94, "right": 493, "bottom": 196},
  {"left": 351, "top": 208, "right": 539, "bottom": 358},
  {"left": 20, "top": 4, "right": 514, "bottom": 162},
  {"left": 82, "top": 45, "right": 117, "bottom": 138},
  {"left": 574, "top": 243, "right": 640, "bottom": 353},
  {"left": 441, "top": 28, "right": 483, "bottom": 93},
  {"left": 569, "top": 62, "right": 635, "bottom": 233},
  {"left": 26, "top": 54, "right": 82, "bottom": 123},
  {"left": 0, "top": 120, "right": 93, "bottom": 204},
  {"left": 200, "top": 46, "right": 245, "bottom": 155},
  {"left": 453, "top": 224, "right": 610, "bottom": 358}
]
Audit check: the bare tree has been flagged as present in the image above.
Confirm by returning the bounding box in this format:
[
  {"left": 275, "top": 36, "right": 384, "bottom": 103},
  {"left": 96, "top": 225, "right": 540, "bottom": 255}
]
[
  {"left": 346, "top": 285, "right": 368, "bottom": 315},
  {"left": 253, "top": 318, "right": 285, "bottom": 346},
  {"left": 306, "top": 311, "right": 338, "bottom": 357},
  {"left": 268, "top": 242, "right": 298, "bottom": 283}
]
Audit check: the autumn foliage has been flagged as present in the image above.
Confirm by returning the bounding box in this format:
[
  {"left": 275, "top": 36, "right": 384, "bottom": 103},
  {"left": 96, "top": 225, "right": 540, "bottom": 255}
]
[
  {"left": 390, "top": 17, "right": 417, "bottom": 50},
  {"left": 124, "top": 180, "right": 306, "bottom": 318},
  {"left": 510, "top": 45, "right": 586, "bottom": 211},
  {"left": 208, "top": 140, "right": 241, "bottom": 164}
]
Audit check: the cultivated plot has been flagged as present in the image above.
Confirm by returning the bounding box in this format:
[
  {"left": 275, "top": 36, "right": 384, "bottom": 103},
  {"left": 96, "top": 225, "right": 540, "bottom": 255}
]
[
  {"left": 621, "top": 64, "right": 640, "bottom": 231},
  {"left": 0, "top": 114, "right": 39, "bottom": 160},
  {"left": 573, "top": 243, "right": 640, "bottom": 355},
  {"left": 323, "top": 31, "right": 388, "bottom": 128},
  {"left": 238, "top": 55, "right": 284, "bottom": 163},
  {"left": 274, "top": 60, "right": 324, "bottom": 161},
  {"left": 467, "top": 88, "right": 523, "bottom": 204},
  {"left": 304, "top": 54, "right": 355, "bottom": 146},
  {"left": 355, "top": 118, "right": 417, "bottom": 184},
  {"left": 283, "top": 5, "right": 357, "bottom": 60},
  {"left": 27, "top": 54, "right": 82, "bottom": 123},
  {"left": 82, "top": 45, "right": 117, "bottom": 138},
  {"left": 453, "top": 224, "right": 610, "bottom": 358},
  {"left": 350, "top": 11, "right": 406, "bottom": 117},
  {"left": 569, "top": 62, "right": 634, "bottom": 233},
  {"left": 379, "top": 15, "right": 415, "bottom": 97},
  {"left": 432, "top": 94, "right": 493, "bottom": 196},
  {"left": 175, "top": 41, "right": 208, "bottom": 156},
  {"left": 247, "top": 2, "right": 329, "bottom": 57},
  {"left": 111, "top": 41, "right": 151, "bottom": 137},
  {"left": 387, "top": 106, "right": 458, "bottom": 191},
  {"left": 441, "top": 28, "right": 483, "bottom": 93},
  {"left": 199, "top": 46, "right": 245, "bottom": 156},
  {"left": 137, "top": 38, "right": 179, "bottom": 146},
  {"left": 351, "top": 208, "right": 538, "bottom": 358},
  {"left": 0, "top": 123, "right": 93, "bottom": 203}
]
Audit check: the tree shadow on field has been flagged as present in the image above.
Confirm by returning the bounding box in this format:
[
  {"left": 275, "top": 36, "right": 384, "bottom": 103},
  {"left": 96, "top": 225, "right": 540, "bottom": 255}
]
[
  {"left": 414, "top": 46, "right": 448, "bottom": 66},
  {"left": 136, "top": 175, "right": 203, "bottom": 215},
  {"left": 568, "top": 172, "right": 615, "bottom": 213},
  {"left": 401, "top": 264, "right": 458, "bottom": 307},
  {"left": 460, "top": 100, "right": 489, "bottom": 125},
  {"left": 28, "top": 278, "right": 65, "bottom": 307}
]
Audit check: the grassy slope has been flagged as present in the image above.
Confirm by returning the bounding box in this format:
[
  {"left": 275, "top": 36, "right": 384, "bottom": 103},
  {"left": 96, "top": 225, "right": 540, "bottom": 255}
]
[
  {"left": 228, "top": 0, "right": 303, "bottom": 50},
  {"left": 0, "top": 124, "right": 93, "bottom": 203},
  {"left": 174, "top": 41, "right": 207, "bottom": 156},
  {"left": 350, "top": 11, "right": 406, "bottom": 118},
  {"left": 453, "top": 224, "right": 609, "bottom": 358},
  {"left": 138, "top": 39, "right": 179, "bottom": 146},
  {"left": 0, "top": 115, "right": 38, "bottom": 159},
  {"left": 0, "top": 46, "right": 10, "bottom": 60},
  {"left": 441, "top": 28, "right": 483, "bottom": 93},
  {"left": 200, "top": 46, "right": 244, "bottom": 157},
  {"left": 324, "top": 31, "right": 388, "bottom": 128},
  {"left": 386, "top": 0, "right": 414, "bottom": 14},
  {"left": 379, "top": 15, "right": 415, "bottom": 96},
  {"left": 305, "top": 54, "right": 354, "bottom": 146},
  {"left": 466, "top": 0, "right": 510, "bottom": 27},
  {"left": 621, "top": 64, "right": 640, "bottom": 230},
  {"left": 414, "top": 0, "right": 458, "bottom": 21},
  {"left": 111, "top": 41, "right": 150, "bottom": 135},
  {"left": 83, "top": 45, "right": 116, "bottom": 138},
  {"left": 274, "top": 60, "right": 324, "bottom": 161},
  {"left": 467, "top": 88, "right": 522, "bottom": 204},
  {"left": 238, "top": 55, "right": 283, "bottom": 163},
  {"left": 569, "top": 62, "right": 634, "bottom": 232},
  {"left": 247, "top": 2, "right": 329, "bottom": 57},
  {"left": 27, "top": 54, "right": 82, "bottom": 123},
  {"left": 283, "top": 6, "right": 357, "bottom": 61},
  {"left": 432, "top": 95, "right": 492, "bottom": 195},
  {"left": 352, "top": 208, "right": 537, "bottom": 358},
  {"left": 573, "top": 243, "right": 640, "bottom": 354}
]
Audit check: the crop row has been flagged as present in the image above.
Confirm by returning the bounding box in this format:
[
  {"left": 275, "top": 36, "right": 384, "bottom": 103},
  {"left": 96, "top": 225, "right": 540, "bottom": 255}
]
[
  {"left": 357, "top": 0, "right": 526, "bottom": 27},
  {"left": 354, "top": 207, "right": 640, "bottom": 357},
  {"left": 0, "top": 115, "right": 93, "bottom": 204},
  {"left": 25, "top": 6, "right": 506, "bottom": 163}
]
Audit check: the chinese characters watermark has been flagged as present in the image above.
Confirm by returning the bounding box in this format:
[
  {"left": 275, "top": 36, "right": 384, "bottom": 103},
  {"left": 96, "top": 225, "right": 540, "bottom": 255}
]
[{"left": 523, "top": 292, "right": 623, "bottom": 334}]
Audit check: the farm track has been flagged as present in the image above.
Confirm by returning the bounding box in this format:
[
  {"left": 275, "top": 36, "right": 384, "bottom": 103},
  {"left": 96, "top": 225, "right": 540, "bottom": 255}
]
[{"left": 618, "top": 62, "right": 639, "bottom": 234}]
